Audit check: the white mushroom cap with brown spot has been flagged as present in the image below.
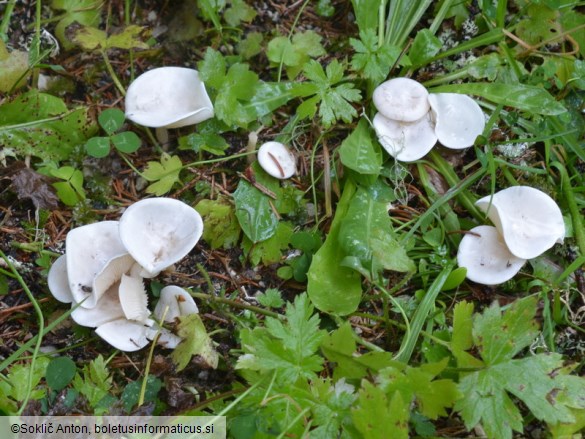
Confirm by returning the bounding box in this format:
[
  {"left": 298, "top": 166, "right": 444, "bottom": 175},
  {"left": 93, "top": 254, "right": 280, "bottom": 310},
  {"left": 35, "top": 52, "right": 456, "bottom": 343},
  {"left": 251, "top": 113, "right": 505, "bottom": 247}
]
[{"left": 372, "top": 78, "right": 430, "bottom": 122}]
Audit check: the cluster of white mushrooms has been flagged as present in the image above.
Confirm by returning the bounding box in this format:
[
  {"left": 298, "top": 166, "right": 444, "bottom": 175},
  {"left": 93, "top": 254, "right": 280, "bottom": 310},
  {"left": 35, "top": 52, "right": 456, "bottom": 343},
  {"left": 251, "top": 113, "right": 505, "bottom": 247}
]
[
  {"left": 372, "top": 77, "right": 485, "bottom": 162},
  {"left": 457, "top": 186, "right": 565, "bottom": 285},
  {"left": 47, "top": 198, "right": 204, "bottom": 351}
]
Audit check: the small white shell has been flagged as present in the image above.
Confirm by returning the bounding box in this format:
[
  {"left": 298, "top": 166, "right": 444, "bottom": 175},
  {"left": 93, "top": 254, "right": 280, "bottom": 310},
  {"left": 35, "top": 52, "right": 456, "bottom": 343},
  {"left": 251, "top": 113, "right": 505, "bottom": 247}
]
[
  {"left": 154, "top": 285, "right": 198, "bottom": 323},
  {"left": 95, "top": 319, "right": 151, "bottom": 351},
  {"left": 428, "top": 93, "right": 485, "bottom": 149},
  {"left": 65, "top": 221, "right": 127, "bottom": 308},
  {"left": 125, "top": 67, "right": 214, "bottom": 128},
  {"left": 457, "top": 225, "right": 526, "bottom": 285},
  {"left": 476, "top": 186, "right": 565, "bottom": 260},
  {"left": 373, "top": 112, "right": 437, "bottom": 162},
  {"left": 47, "top": 254, "right": 73, "bottom": 304},
  {"left": 119, "top": 198, "right": 204, "bottom": 277},
  {"left": 257, "top": 141, "right": 296, "bottom": 179},
  {"left": 372, "top": 78, "right": 430, "bottom": 122}
]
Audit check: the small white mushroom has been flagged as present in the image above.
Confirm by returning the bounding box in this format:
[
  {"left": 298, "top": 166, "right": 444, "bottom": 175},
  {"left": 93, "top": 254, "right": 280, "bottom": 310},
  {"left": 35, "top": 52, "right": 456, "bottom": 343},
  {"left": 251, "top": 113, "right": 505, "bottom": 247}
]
[
  {"left": 257, "top": 141, "right": 296, "bottom": 179},
  {"left": 119, "top": 273, "right": 150, "bottom": 323},
  {"left": 47, "top": 254, "right": 73, "bottom": 304},
  {"left": 65, "top": 221, "right": 128, "bottom": 308},
  {"left": 125, "top": 67, "right": 214, "bottom": 129},
  {"left": 428, "top": 93, "right": 485, "bottom": 149},
  {"left": 373, "top": 112, "right": 437, "bottom": 162},
  {"left": 475, "top": 186, "right": 565, "bottom": 260},
  {"left": 119, "top": 198, "right": 204, "bottom": 277},
  {"left": 372, "top": 78, "right": 430, "bottom": 122},
  {"left": 95, "top": 319, "right": 152, "bottom": 352},
  {"left": 154, "top": 285, "right": 198, "bottom": 323},
  {"left": 457, "top": 225, "right": 526, "bottom": 285}
]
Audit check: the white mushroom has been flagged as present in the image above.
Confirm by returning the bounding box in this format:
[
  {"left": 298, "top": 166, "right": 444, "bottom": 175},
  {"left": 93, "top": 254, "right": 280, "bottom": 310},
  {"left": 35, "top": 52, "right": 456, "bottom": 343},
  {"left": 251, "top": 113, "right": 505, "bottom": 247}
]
[
  {"left": 119, "top": 198, "right": 204, "bottom": 278},
  {"left": 47, "top": 254, "right": 73, "bottom": 304},
  {"left": 257, "top": 141, "right": 296, "bottom": 179},
  {"left": 65, "top": 221, "right": 128, "bottom": 308},
  {"left": 373, "top": 112, "right": 437, "bottom": 162},
  {"left": 95, "top": 319, "right": 152, "bottom": 352},
  {"left": 457, "top": 225, "right": 526, "bottom": 285},
  {"left": 475, "top": 186, "right": 565, "bottom": 259},
  {"left": 119, "top": 273, "right": 150, "bottom": 323},
  {"left": 428, "top": 93, "right": 485, "bottom": 149},
  {"left": 372, "top": 78, "right": 430, "bottom": 122},
  {"left": 154, "top": 285, "right": 198, "bottom": 323},
  {"left": 125, "top": 67, "right": 214, "bottom": 129}
]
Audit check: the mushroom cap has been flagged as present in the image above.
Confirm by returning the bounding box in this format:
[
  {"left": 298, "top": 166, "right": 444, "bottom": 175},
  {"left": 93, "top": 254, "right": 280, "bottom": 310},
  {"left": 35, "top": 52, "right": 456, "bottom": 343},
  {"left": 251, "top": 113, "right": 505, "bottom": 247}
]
[
  {"left": 65, "top": 221, "right": 128, "bottom": 307},
  {"left": 125, "top": 67, "right": 214, "bottom": 129},
  {"left": 428, "top": 93, "right": 485, "bottom": 149},
  {"left": 95, "top": 319, "right": 151, "bottom": 351},
  {"left": 47, "top": 254, "right": 73, "bottom": 304},
  {"left": 119, "top": 198, "right": 204, "bottom": 277},
  {"left": 154, "top": 285, "right": 198, "bottom": 323},
  {"left": 372, "top": 78, "right": 430, "bottom": 122},
  {"left": 457, "top": 225, "right": 526, "bottom": 285},
  {"left": 71, "top": 282, "right": 125, "bottom": 328},
  {"left": 257, "top": 141, "right": 296, "bottom": 179},
  {"left": 119, "top": 273, "right": 150, "bottom": 323},
  {"left": 476, "top": 186, "right": 565, "bottom": 259},
  {"left": 373, "top": 112, "right": 437, "bottom": 162}
]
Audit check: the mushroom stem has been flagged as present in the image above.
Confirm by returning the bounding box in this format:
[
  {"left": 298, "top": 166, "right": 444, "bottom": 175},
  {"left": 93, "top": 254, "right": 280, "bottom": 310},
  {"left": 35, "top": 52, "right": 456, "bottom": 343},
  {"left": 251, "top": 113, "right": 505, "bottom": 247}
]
[{"left": 155, "top": 127, "right": 169, "bottom": 150}]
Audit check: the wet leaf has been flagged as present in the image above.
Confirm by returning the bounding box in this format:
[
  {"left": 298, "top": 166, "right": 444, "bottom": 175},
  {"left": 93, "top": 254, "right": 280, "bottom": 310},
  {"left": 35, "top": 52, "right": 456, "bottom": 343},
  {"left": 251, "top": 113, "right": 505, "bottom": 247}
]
[
  {"left": 338, "top": 118, "right": 382, "bottom": 176},
  {"left": 195, "top": 196, "right": 241, "bottom": 249},
  {"left": 46, "top": 357, "right": 76, "bottom": 391},
  {"left": 171, "top": 313, "right": 219, "bottom": 371}
]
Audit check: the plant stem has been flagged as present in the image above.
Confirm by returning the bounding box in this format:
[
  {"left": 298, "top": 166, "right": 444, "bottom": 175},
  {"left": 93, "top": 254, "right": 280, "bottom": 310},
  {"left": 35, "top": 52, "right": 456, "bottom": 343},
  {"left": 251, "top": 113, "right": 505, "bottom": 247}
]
[
  {"left": 101, "top": 50, "right": 126, "bottom": 96},
  {"left": 0, "top": 0, "right": 17, "bottom": 40},
  {"left": 190, "top": 292, "right": 281, "bottom": 319}
]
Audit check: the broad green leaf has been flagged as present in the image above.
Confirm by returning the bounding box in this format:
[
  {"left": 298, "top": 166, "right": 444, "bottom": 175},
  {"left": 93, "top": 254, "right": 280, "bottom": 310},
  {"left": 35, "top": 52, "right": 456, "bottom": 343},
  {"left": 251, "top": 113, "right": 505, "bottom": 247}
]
[
  {"left": 85, "top": 136, "right": 111, "bottom": 158},
  {"left": 307, "top": 180, "right": 362, "bottom": 315},
  {"left": 267, "top": 31, "right": 325, "bottom": 78},
  {"left": 429, "top": 82, "right": 566, "bottom": 116},
  {"left": 105, "top": 25, "right": 149, "bottom": 50},
  {"left": 242, "top": 221, "right": 293, "bottom": 265},
  {"left": 195, "top": 196, "right": 241, "bottom": 249},
  {"left": 71, "top": 26, "right": 107, "bottom": 50},
  {"left": 339, "top": 187, "right": 414, "bottom": 281},
  {"left": 441, "top": 266, "right": 467, "bottom": 291},
  {"left": 197, "top": 47, "right": 227, "bottom": 89},
  {"left": 214, "top": 63, "right": 260, "bottom": 127},
  {"left": 352, "top": 381, "right": 409, "bottom": 439},
  {"left": 142, "top": 153, "right": 183, "bottom": 196},
  {"left": 120, "top": 375, "right": 161, "bottom": 413},
  {"left": 179, "top": 132, "right": 229, "bottom": 155},
  {"left": 111, "top": 131, "right": 141, "bottom": 153},
  {"left": 409, "top": 29, "right": 442, "bottom": 66},
  {"left": 241, "top": 82, "right": 296, "bottom": 122},
  {"left": 98, "top": 108, "right": 125, "bottom": 135},
  {"left": 236, "top": 293, "right": 325, "bottom": 385},
  {"left": 516, "top": 4, "right": 560, "bottom": 46},
  {"left": 338, "top": 118, "right": 382, "bottom": 176},
  {"left": 233, "top": 175, "right": 278, "bottom": 243},
  {"left": 224, "top": 0, "right": 256, "bottom": 26},
  {"left": 451, "top": 301, "right": 474, "bottom": 355},
  {"left": 46, "top": 357, "right": 76, "bottom": 391},
  {"left": 0, "top": 91, "right": 97, "bottom": 161},
  {"left": 350, "top": 0, "right": 380, "bottom": 35},
  {"left": 237, "top": 32, "right": 263, "bottom": 59},
  {"left": 171, "top": 313, "right": 219, "bottom": 371}
]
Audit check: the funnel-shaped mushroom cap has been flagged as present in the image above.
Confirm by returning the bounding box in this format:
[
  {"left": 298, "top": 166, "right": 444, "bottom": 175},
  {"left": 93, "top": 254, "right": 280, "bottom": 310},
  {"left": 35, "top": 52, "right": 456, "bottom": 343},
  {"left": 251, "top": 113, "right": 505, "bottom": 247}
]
[
  {"left": 95, "top": 319, "right": 151, "bottom": 351},
  {"left": 119, "top": 273, "right": 150, "bottom": 323},
  {"left": 373, "top": 112, "right": 437, "bottom": 162},
  {"left": 476, "top": 186, "right": 565, "bottom": 260},
  {"left": 257, "top": 141, "right": 296, "bottom": 179},
  {"left": 372, "top": 78, "right": 430, "bottom": 122},
  {"left": 457, "top": 225, "right": 526, "bottom": 285},
  {"left": 428, "top": 93, "right": 485, "bottom": 149},
  {"left": 71, "top": 283, "right": 125, "bottom": 328},
  {"left": 66, "top": 221, "right": 128, "bottom": 307},
  {"left": 48, "top": 255, "right": 73, "bottom": 304},
  {"left": 119, "top": 198, "right": 204, "bottom": 277},
  {"left": 125, "top": 67, "right": 214, "bottom": 129},
  {"left": 154, "top": 285, "right": 199, "bottom": 323}
]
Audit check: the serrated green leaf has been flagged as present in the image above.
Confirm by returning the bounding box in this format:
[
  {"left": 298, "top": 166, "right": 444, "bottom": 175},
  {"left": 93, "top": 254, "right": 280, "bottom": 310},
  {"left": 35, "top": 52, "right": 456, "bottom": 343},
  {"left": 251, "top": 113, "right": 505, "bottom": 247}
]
[
  {"left": 237, "top": 32, "right": 263, "bottom": 59},
  {"left": 224, "top": 0, "right": 256, "bottom": 26},
  {"left": 195, "top": 196, "right": 241, "bottom": 249},
  {"left": 236, "top": 293, "right": 325, "bottom": 385},
  {"left": 142, "top": 153, "right": 182, "bottom": 196},
  {"left": 242, "top": 221, "right": 293, "bottom": 265},
  {"left": 171, "top": 313, "right": 219, "bottom": 371},
  {"left": 307, "top": 181, "right": 362, "bottom": 315},
  {"left": 451, "top": 301, "right": 474, "bottom": 356},
  {"left": 72, "top": 355, "right": 112, "bottom": 409},
  {"left": 256, "top": 288, "right": 284, "bottom": 308},
  {"left": 2, "top": 357, "right": 50, "bottom": 403},
  {"left": 339, "top": 118, "right": 382, "bottom": 176},
  {"left": 429, "top": 82, "right": 566, "bottom": 116},
  {"left": 198, "top": 47, "right": 226, "bottom": 89},
  {"left": 111, "top": 131, "right": 141, "bottom": 153},
  {"left": 516, "top": 4, "right": 560, "bottom": 46},
  {"left": 350, "top": 30, "right": 405, "bottom": 82}
]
